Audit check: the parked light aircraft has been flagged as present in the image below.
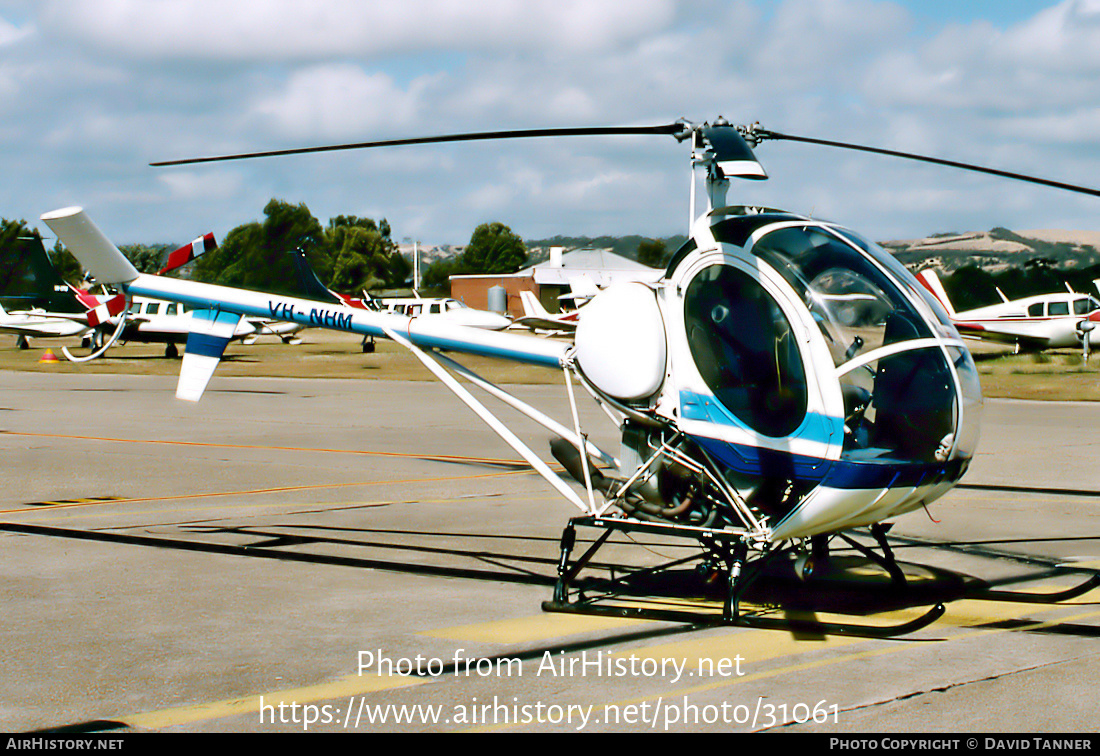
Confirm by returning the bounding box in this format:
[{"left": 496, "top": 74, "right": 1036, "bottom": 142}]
[
  {"left": 514, "top": 290, "right": 581, "bottom": 332},
  {"left": 0, "top": 302, "right": 93, "bottom": 347},
  {"left": 0, "top": 235, "right": 125, "bottom": 349},
  {"left": 44, "top": 118, "right": 1100, "bottom": 633},
  {"left": 285, "top": 247, "right": 510, "bottom": 352},
  {"left": 55, "top": 235, "right": 306, "bottom": 362},
  {"left": 917, "top": 268, "right": 1100, "bottom": 358},
  {"left": 374, "top": 296, "right": 512, "bottom": 331}
]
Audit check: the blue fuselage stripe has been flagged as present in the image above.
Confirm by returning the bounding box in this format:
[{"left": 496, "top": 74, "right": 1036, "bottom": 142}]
[
  {"left": 125, "top": 283, "right": 563, "bottom": 368},
  {"left": 691, "top": 435, "right": 967, "bottom": 491}
]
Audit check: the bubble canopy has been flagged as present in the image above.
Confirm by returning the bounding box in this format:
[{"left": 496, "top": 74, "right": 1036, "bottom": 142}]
[{"left": 682, "top": 213, "right": 981, "bottom": 483}]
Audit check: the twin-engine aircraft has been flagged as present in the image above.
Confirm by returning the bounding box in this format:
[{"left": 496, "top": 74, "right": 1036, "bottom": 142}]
[
  {"left": 2, "top": 232, "right": 305, "bottom": 361},
  {"left": 0, "top": 234, "right": 125, "bottom": 351},
  {"left": 42, "top": 119, "right": 1100, "bottom": 633},
  {"left": 917, "top": 268, "right": 1100, "bottom": 359}
]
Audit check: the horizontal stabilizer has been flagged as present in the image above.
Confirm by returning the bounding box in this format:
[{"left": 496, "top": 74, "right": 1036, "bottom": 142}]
[
  {"left": 176, "top": 309, "right": 242, "bottom": 401},
  {"left": 40, "top": 207, "right": 140, "bottom": 285}
]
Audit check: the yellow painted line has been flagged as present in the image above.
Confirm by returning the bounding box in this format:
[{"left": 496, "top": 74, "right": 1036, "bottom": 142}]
[
  {"left": 421, "top": 579, "right": 1100, "bottom": 651},
  {"left": 618, "top": 623, "right": 862, "bottom": 668},
  {"left": 938, "top": 598, "right": 1061, "bottom": 626},
  {"left": 422, "top": 613, "right": 652, "bottom": 644},
  {"left": 2, "top": 430, "right": 526, "bottom": 467},
  {"left": 468, "top": 606, "right": 1100, "bottom": 732},
  {"left": 125, "top": 672, "right": 426, "bottom": 730},
  {"left": 1062, "top": 559, "right": 1100, "bottom": 570}
]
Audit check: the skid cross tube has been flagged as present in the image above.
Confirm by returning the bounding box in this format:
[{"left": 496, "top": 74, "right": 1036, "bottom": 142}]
[
  {"left": 542, "top": 517, "right": 950, "bottom": 637},
  {"left": 543, "top": 516, "right": 750, "bottom": 624}
]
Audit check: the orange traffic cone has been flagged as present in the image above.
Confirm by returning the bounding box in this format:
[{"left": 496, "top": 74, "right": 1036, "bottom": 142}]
[{"left": 39, "top": 349, "right": 60, "bottom": 364}]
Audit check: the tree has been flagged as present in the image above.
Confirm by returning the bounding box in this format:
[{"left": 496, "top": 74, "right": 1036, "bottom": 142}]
[
  {"left": 194, "top": 199, "right": 326, "bottom": 297},
  {"left": 190, "top": 200, "right": 411, "bottom": 297},
  {"left": 421, "top": 257, "right": 461, "bottom": 291},
  {"left": 943, "top": 265, "right": 995, "bottom": 310},
  {"left": 637, "top": 238, "right": 668, "bottom": 268},
  {"left": 120, "top": 243, "right": 175, "bottom": 275},
  {"left": 459, "top": 222, "right": 527, "bottom": 275},
  {"left": 325, "top": 215, "right": 409, "bottom": 293}
]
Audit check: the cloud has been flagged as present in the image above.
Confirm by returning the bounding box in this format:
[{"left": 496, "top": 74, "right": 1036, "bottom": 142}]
[
  {"left": 0, "top": 14, "right": 32, "bottom": 46},
  {"left": 6, "top": 0, "right": 1100, "bottom": 246},
  {"left": 39, "top": 0, "right": 677, "bottom": 61},
  {"left": 248, "top": 65, "right": 439, "bottom": 140}
]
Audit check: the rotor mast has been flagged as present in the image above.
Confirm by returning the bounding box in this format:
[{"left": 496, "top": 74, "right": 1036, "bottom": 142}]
[{"left": 682, "top": 118, "right": 769, "bottom": 228}]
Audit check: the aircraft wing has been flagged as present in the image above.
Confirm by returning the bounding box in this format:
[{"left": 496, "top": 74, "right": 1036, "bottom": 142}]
[
  {"left": 952, "top": 319, "right": 1054, "bottom": 349},
  {"left": 43, "top": 207, "right": 568, "bottom": 399},
  {"left": 512, "top": 315, "right": 578, "bottom": 332},
  {"left": 6, "top": 309, "right": 90, "bottom": 324},
  {"left": 0, "top": 318, "right": 89, "bottom": 338}
]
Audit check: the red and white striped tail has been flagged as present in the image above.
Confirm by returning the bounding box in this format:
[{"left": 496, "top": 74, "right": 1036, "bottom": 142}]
[{"left": 158, "top": 233, "right": 216, "bottom": 275}]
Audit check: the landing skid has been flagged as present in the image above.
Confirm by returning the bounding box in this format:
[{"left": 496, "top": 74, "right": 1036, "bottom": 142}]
[
  {"left": 542, "top": 516, "right": 949, "bottom": 638},
  {"left": 968, "top": 573, "right": 1100, "bottom": 604}
]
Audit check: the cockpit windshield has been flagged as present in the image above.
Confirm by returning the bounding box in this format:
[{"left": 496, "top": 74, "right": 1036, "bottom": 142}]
[
  {"left": 745, "top": 225, "right": 933, "bottom": 366},
  {"left": 731, "top": 223, "right": 979, "bottom": 464},
  {"left": 1073, "top": 297, "right": 1100, "bottom": 316}
]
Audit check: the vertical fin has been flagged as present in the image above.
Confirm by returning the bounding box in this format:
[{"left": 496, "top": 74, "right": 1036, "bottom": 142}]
[
  {"left": 916, "top": 268, "right": 956, "bottom": 318},
  {"left": 520, "top": 289, "right": 550, "bottom": 318},
  {"left": 176, "top": 309, "right": 241, "bottom": 401}
]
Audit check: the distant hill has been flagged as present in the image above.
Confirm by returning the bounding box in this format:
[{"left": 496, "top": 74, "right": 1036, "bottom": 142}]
[
  {"left": 411, "top": 228, "right": 1100, "bottom": 307},
  {"left": 880, "top": 228, "right": 1100, "bottom": 309},
  {"left": 398, "top": 234, "right": 689, "bottom": 269},
  {"left": 524, "top": 234, "right": 689, "bottom": 266},
  {"left": 880, "top": 228, "right": 1100, "bottom": 274}
]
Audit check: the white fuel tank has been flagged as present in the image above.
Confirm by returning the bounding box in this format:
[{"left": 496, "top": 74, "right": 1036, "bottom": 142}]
[{"left": 574, "top": 283, "right": 666, "bottom": 402}]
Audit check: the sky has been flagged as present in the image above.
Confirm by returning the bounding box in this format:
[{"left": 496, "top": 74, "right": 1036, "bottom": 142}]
[{"left": 2, "top": 0, "right": 1099, "bottom": 248}]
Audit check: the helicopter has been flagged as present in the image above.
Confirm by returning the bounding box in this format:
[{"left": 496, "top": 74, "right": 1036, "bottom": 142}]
[{"left": 41, "top": 118, "right": 1100, "bottom": 635}]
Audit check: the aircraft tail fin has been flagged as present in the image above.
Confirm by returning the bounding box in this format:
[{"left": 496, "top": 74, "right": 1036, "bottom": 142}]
[
  {"left": 22, "top": 236, "right": 70, "bottom": 302},
  {"left": 566, "top": 274, "right": 600, "bottom": 302},
  {"left": 158, "top": 233, "right": 216, "bottom": 275},
  {"left": 40, "top": 207, "right": 140, "bottom": 286},
  {"left": 176, "top": 310, "right": 243, "bottom": 401},
  {"left": 519, "top": 290, "right": 550, "bottom": 318},
  {"left": 0, "top": 235, "right": 85, "bottom": 314},
  {"left": 288, "top": 248, "right": 341, "bottom": 304},
  {"left": 916, "top": 268, "right": 956, "bottom": 318}
]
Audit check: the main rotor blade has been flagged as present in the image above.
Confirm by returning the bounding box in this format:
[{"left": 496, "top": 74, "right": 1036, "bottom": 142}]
[
  {"left": 151, "top": 123, "right": 687, "bottom": 167},
  {"left": 757, "top": 129, "right": 1100, "bottom": 199}
]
